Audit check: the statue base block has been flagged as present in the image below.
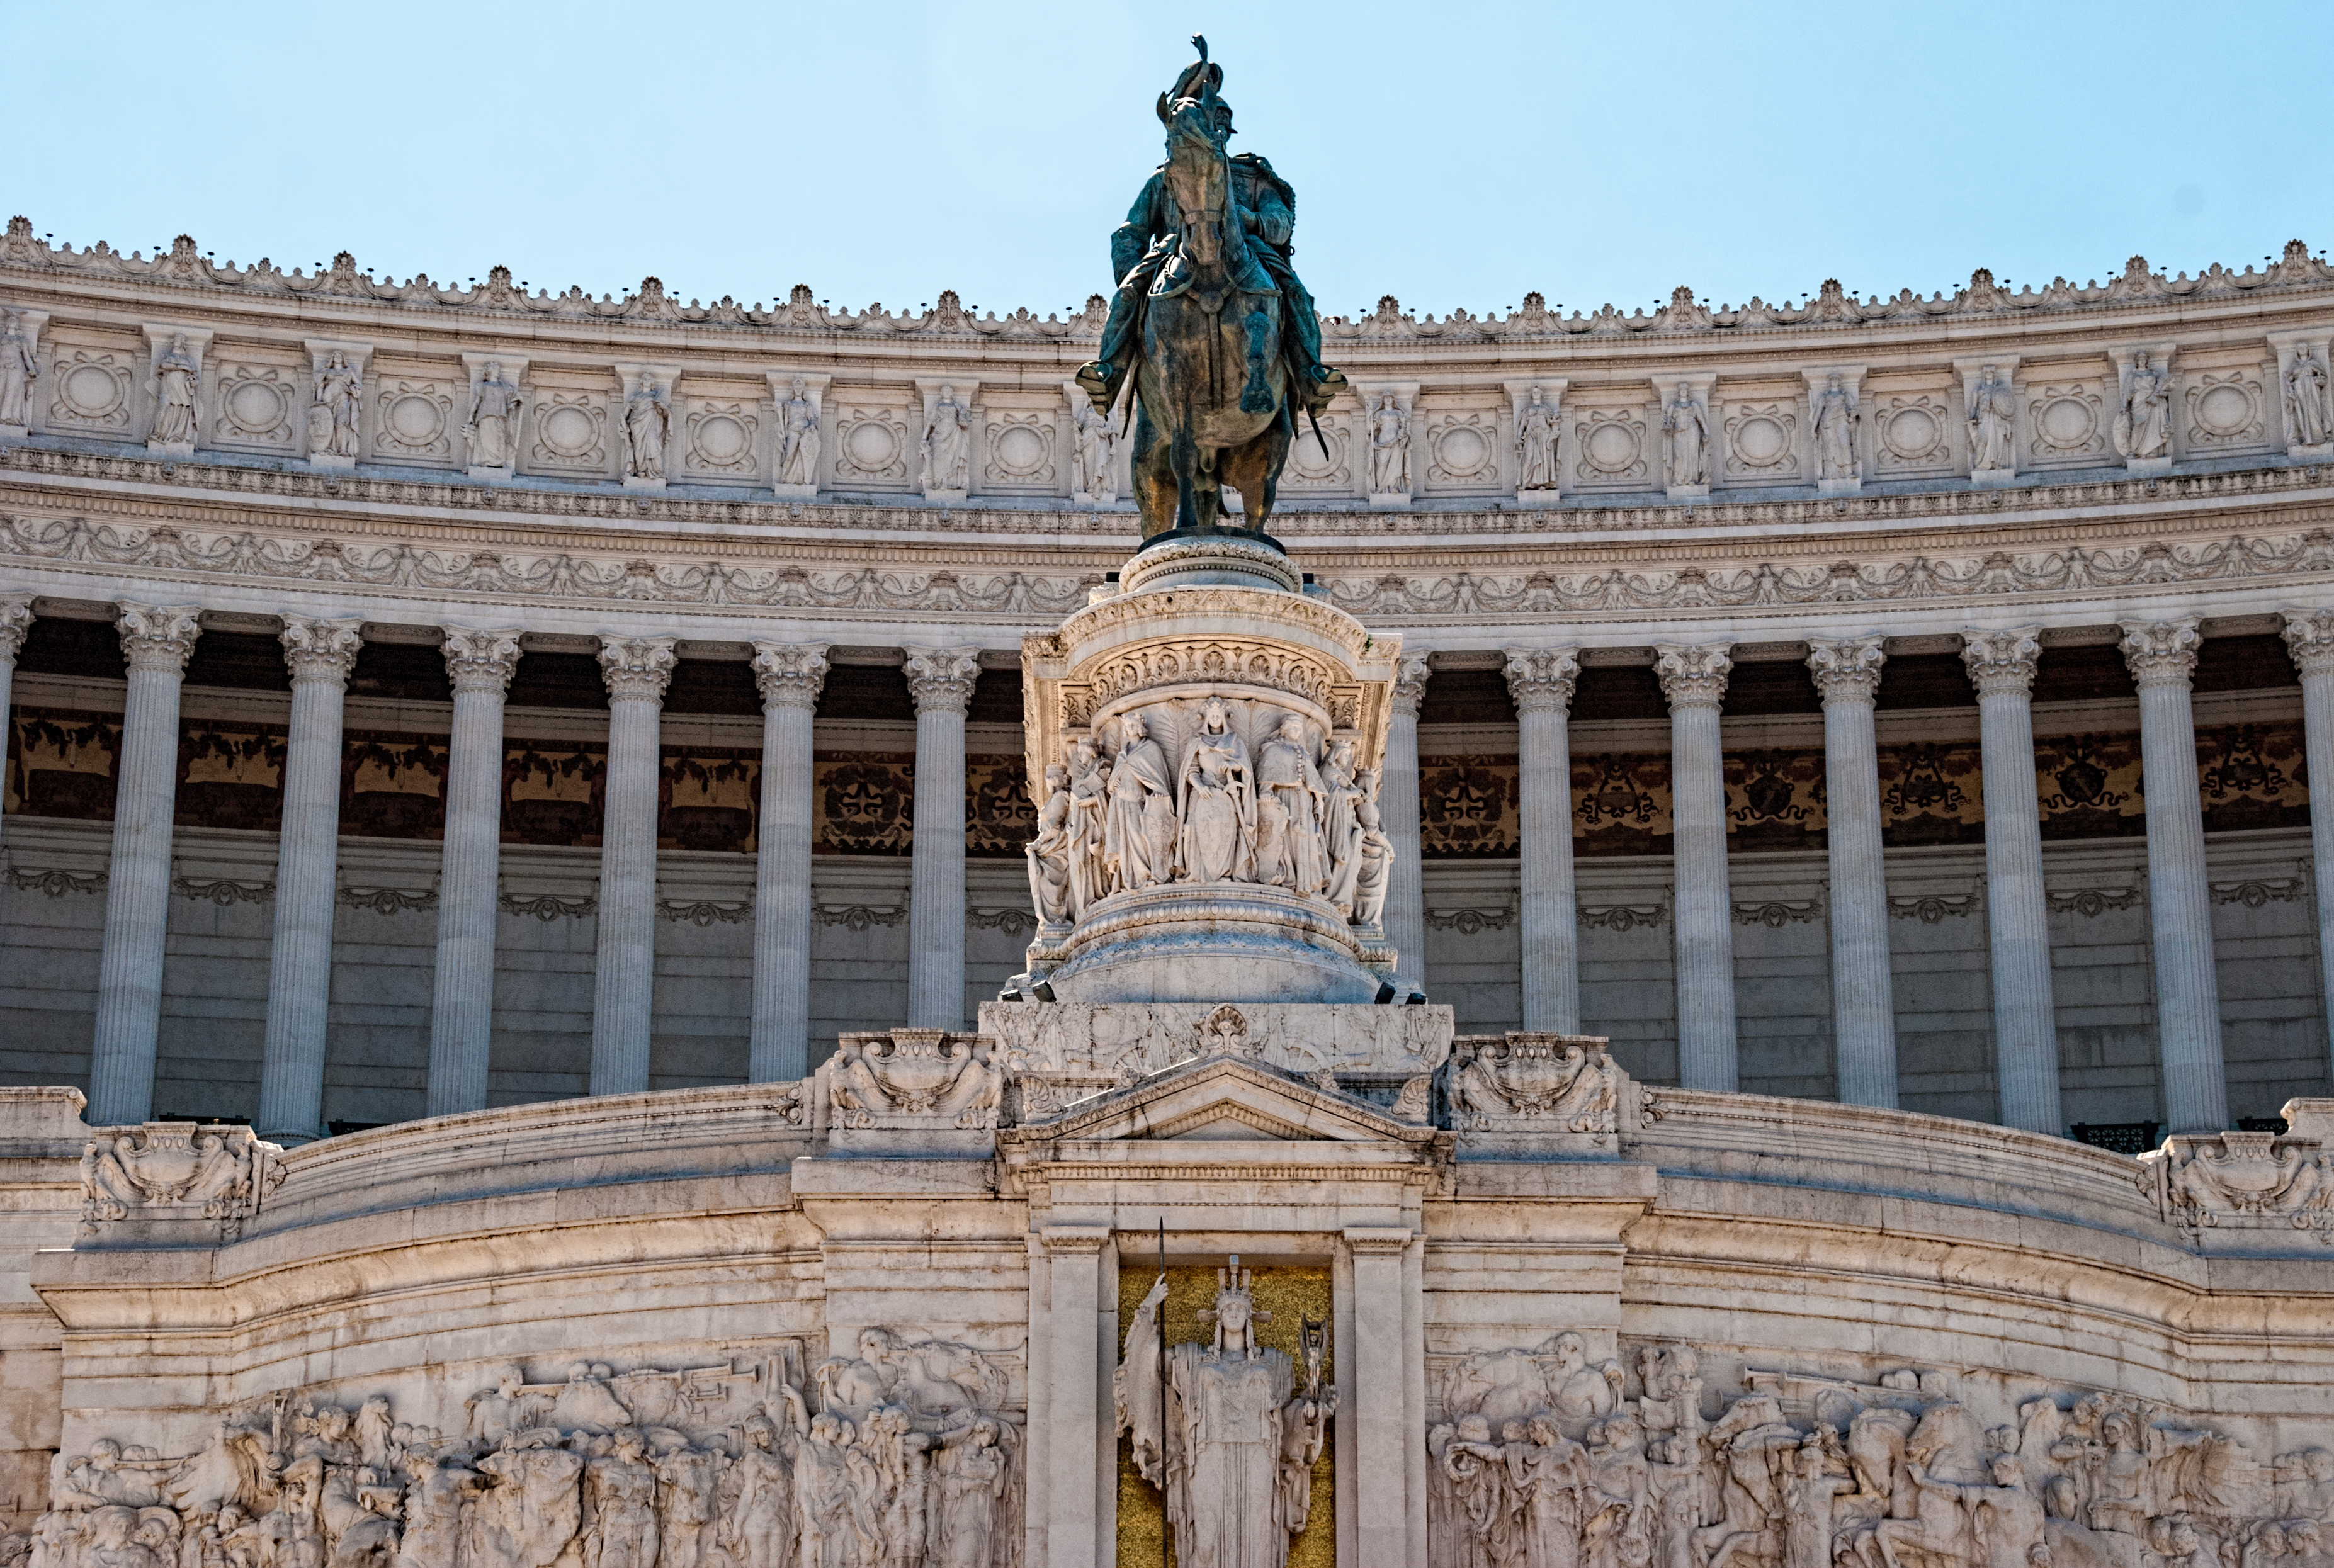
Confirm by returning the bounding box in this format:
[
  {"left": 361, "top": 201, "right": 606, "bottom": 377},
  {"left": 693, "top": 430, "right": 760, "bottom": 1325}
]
[
  {"left": 1044, "top": 883, "right": 1385, "bottom": 1004},
  {"left": 1971, "top": 466, "right": 2020, "bottom": 488},
  {"left": 1512, "top": 488, "right": 1563, "bottom": 508},
  {"left": 307, "top": 452, "right": 356, "bottom": 473},
  {"left": 2125, "top": 454, "right": 2173, "bottom": 477}
]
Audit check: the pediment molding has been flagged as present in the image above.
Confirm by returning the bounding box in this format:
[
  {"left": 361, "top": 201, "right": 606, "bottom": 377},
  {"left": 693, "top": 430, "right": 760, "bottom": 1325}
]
[{"left": 1002, "top": 1054, "right": 1441, "bottom": 1151}]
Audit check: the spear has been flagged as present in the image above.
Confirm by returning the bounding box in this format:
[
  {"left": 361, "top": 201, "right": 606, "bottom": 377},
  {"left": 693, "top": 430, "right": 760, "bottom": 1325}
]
[{"left": 1158, "top": 1216, "right": 1169, "bottom": 1568}]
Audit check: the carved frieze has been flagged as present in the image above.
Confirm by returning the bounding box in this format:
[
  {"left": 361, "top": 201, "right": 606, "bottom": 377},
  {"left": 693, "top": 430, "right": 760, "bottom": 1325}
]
[
  {"left": 80, "top": 1122, "right": 281, "bottom": 1238},
  {"left": 2139, "top": 1105, "right": 2334, "bottom": 1245}
]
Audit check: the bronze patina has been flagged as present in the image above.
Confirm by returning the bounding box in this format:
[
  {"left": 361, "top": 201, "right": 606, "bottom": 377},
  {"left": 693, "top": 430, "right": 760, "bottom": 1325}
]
[{"left": 1076, "top": 38, "right": 1347, "bottom": 541}]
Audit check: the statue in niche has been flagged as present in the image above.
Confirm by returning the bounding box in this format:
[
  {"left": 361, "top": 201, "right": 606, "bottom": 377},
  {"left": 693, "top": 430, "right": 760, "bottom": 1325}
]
[
  {"left": 1968, "top": 364, "right": 2015, "bottom": 472},
  {"left": 465, "top": 361, "right": 522, "bottom": 469},
  {"left": 922, "top": 384, "right": 971, "bottom": 490},
  {"left": 1116, "top": 1258, "right": 1337, "bottom": 1568},
  {"left": 1517, "top": 385, "right": 1560, "bottom": 490},
  {"left": 1177, "top": 697, "right": 1257, "bottom": 883},
  {"left": 308, "top": 351, "right": 363, "bottom": 459},
  {"left": 2287, "top": 347, "right": 2333, "bottom": 448},
  {"left": 1319, "top": 743, "right": 1367, "bottom": 915},
  {"left": 0, "top": 309, "right": 38, "bottom": 427},
  {"left": 1369, "top": 392, "right": 1410, "bottom": 492},
  {"left": 1025, "top": 764, "right": 1074, "bottom": 925},
  {"left": 1255, "top": 714, "right": 1327, "bottom": 893},
  {"left": 2113, "top": 351, "right": 2172, "bottom": 460},
  {"left": 1813, "top": 372, "right": 1859, "bottom": 481},
  {"left": 1102, "top": 711, "right": 1177, "bottom": 894},
  {"left": 1662, "top": 383, "right": 1707, "bottom": 487},
  {"left": 1065, "top": 736, "right": 1111, "bottom": 918},
  {"left": 1070, "top": 395, "right": 1118, "bottom": 499},
  {"left": 776, "top": 377, "right": 820, "bottom": 486},
  {"left": 149, "top": 334, "right": 200, "bottom": 447},
  {"left": 1351, "top": 796, "right": 1393, "bottom": 926},
  {"left": 623, "top": 377, "right": 669, "bottom": 480}
]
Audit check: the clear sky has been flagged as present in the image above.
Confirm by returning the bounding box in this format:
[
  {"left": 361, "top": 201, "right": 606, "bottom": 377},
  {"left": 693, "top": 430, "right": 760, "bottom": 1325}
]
[{"left": 14, "top": 1, "right": 2330, "bottom": 322}]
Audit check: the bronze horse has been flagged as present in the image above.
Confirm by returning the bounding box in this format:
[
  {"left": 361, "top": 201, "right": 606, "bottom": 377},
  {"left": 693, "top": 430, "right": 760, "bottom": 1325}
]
[{"left": 1128, "top": 52, "right": 1296, "bottom": 539}]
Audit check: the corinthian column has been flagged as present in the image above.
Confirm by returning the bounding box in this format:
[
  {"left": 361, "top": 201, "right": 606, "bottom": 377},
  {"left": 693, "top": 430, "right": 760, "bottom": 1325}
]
[
  {"left": 1383, "top": 654, "right": 1430, "bottom": 995},
  {"left": 1655, "top": 641, "right": 1737, "bottom": 1090},
  {"left": 1808, "top": 635, "right": 1897, "bottom": 1107},
  {"left": 1961, "top": 628, "right": 2061, "bottom": 1133},
  {"left": 88, "top": 602, "right": 201, "bottom": 1125},
  {"left": 904, "top": 647, "right": 981, "bottom": 1030},
  {"left": 2282, "top": 607, "right": 2334, "bottom": 1088},
  {"left": 426, "top": 627, "right": 522, "bottom": 1119},
  {"left": 2120, "top": 616, "right": 2227, "bottom": 1134},
  {"left": 590, "top": 635, "right": 677, "bottom": 1097},
  {"left": 255, "top": 616, "right": 364, "bottom": 1144},
  {"left": 0, "top": 595, "right": 31, "bottom": 854},
  {"left": 749, "top": 641, "right": 828, "bottom": 1083},
  {"left": 1504, "top": 646, "right": 1582, "bottom": 1032}
]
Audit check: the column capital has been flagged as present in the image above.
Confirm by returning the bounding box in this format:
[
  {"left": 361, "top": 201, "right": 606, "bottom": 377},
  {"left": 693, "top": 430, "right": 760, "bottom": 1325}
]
[
  {"left": 2282, "top": 607, "right": 2334, "bottom": 676},
  {"left": 1342, "top": 1224, "right": 1415, "bottom": 1256},
  {"left": 598, "top": 634, "right": 678, "bottom": 703},
  {"left": 0, "top": 592, "right": 32, "bottom": 663},
  {"left": 1959, "top": 626, "right": 2041, "bottom": 697},
  {"left": 441, "top": 626, "right": 523, "bottom": 695},
  {"left": 1390, "top": 653, "right": 1432, "bottom": 719},
  {"left": 2117, "top": 616, "right": 2202, "bottom": 691},
  {"left": 1653, "top": 641, "right": 1731, "bottom": 709},
  {"left": 752, "top": 640, "right": 831, "bottom": 711},
  {"left": 115, "top": 602, "right": 201, "bottom": 673},
  {"left": 279, "top": 615, "right": 364, "bottom": 685},
  {"left": 1806, "top": 635, "right": 1886, "bottom": 704},
  {"left": 904, "top": 646, "right": 983, "bottom": 716},
  {"left": 1038, "top": 1222, "right": 1111, "bottom": 1255},
  {"left": 1502, "top": 646, "right": 1579, "bottom": 715}
]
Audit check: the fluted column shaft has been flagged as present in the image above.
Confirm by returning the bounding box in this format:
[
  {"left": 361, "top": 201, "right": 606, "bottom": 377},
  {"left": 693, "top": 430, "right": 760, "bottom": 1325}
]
[
  {"left": 1809, "top": 636, "right": 1898, "bottom": 1107},
  {"left": 1657, "top": 642, "right": 1738, "bottom": 1090},
  {"left": 590, "top": 636, "right": 677, "bottom": 1097},
  {"left": 2121, "top": 617, "right": 2226, "bottom": 1134},
  {"left": 256, "top": 617, "right": 364, "bottom": 1143},
  {"left": 2283, "top": 609, "right": 2334, "bottom": 1088},
  {"left": 426, "top": 628, "right": 522, "bottom": 1119},
  {"left": 0, "top": 595, "right": 31, "bottom": 855},
  {"left": 88, "top": 603, "right": 202, "bottom": 1125},
  {"left": 1505, "top": 647, "right": 1582, "bottom": 1032},
  {"left": 905, "top": 648, "right": 981, "bottom": 1030},
  {"left": 1963, "top": 628, "right": 2061, "bottom": 1133},
  {"left": 749, "top": 642, "right": 828, "bottom": 1082},
  {"left": 1383, "top": 655, "right": 1430, "bottom": 995}
]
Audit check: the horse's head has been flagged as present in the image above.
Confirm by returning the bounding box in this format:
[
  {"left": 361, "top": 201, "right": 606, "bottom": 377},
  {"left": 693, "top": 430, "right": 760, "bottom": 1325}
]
[{"left": 1155, "top": 45, "right": 1231, "bottom": 266}]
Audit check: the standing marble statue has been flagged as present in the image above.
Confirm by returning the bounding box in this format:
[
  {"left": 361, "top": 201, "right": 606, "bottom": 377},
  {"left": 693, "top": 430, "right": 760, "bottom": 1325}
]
[
  {"left": 1116, "top": 1260, "right": 1336, "bottom": 1568},
  {"left": 1319, "top": 744, "right": 1366, "bottom": 915},
  {"left": 1103, "top": 711, "right": 1177, "bottom": 894},
  {"left": 1968, "top": 364, "right": 2015, "bottom": 473},
  {"left": 1071, "top": 395, "right": 1118, "bottom": 499},
  {"left": 777, "top": 378, "right": 820, "bottom": 487},
  {"left": 1255, "top": 715, "right": 1327, "bottom": 894},
  {"left": 149, "top": 333, "right": 200, "bottom": 448},
  {"left": 1026, "top": 764, "right": 1074, "bottom": 925},
  {"left": 1178, "top": 698, "right": 1257, "bottom": 884},
  {"left": 2287, "top": 347, "right": 2333, "bottom": 448},
  {"left": 467, "top": 361, "right": 523, "bottom": 469},
  {"left": 1813, "top": 371, "right": 1859, "bottom": 481},
  {"left": 309, "top": 351, "right": 363, "bottom": 460},
  {"left": 923, "top": 385, "right": 970, "bottom": 491},
  {"left": 1351, "top": 796, "right": 1393, "bottom": 926},
  {"left": 1369, "top": 392, "right": 1410, "bottom": 494},
  {"left": 1065, "top": 737, "right": 1111, "bottom": 919},
  {"left": 1662, "top": 383, "right": 1708, "bottom": 487},
  {"left": 1517, "top": 385, "right": 1560, "bottom": 490},
  {"left": 623, "top": 376, "right": 669, "bottom": 481},
  {"left": 2114, "top": 350, "right": 2172, "bottom": 460},
  {"left": 0, "top": 310, "right": 38, "bottom": 428}
]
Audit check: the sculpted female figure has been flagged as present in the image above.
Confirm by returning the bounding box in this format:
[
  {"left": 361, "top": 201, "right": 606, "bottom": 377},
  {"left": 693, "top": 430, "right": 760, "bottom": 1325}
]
[
  {"left": 0, "top": 310, "right": 36, "bottom": 427},
  {"left": 1254, "top": 715, "right": 1325, "bottom": 891},
  {"left": 1064, "top": 738, "right": 1111, "bottom": 916},
  {"left": 1025, "top": 764, "right": 1074, "bottom": 925},
  {"left": 2287, "top": 347, "right": 2332, "bottom": 447},
  {"left": 1968, "top": 365, "right": 2015, "bottom": 472},
  {"left": 1102, "top": 711, "right": 1176, "bottom": 893},
  {"left": 1662, "top": 383, "right": 1706, "bottom": 487},
  {"left": 931, "top": 1419, "right": 1009, "bottom": 1568},
  {"left": 1176, "top": 698, "right": 1256, "bottom": 884},
  {"left": 777, "top": 378, "right": 820, "bottom": 487},
  {"left": 1319, "top": 742, "right": 1366, "bottom": 913},
  {"left": 149, "top": 334, "right": 199, "bottom": 447}
]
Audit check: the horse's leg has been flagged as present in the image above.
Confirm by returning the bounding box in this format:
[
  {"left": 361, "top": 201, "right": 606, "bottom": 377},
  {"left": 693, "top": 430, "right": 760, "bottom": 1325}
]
[
  {"left": 1238, "top": 303, "right": 1277, "bottom": 415},
  {"left": 1170, "top": 425, "right": 1201, "bottom": 533},
  {"left": 1130, "top": 402, "right": 1176, "bottom": 539},
  {"left": 1223, "top": 433, "right": 1273, "bottom": 534}
]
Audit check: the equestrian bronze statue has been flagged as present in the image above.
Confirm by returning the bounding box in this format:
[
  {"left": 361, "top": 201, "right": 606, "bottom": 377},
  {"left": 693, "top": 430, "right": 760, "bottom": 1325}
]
[{"left": 1075, "top": 38, "right": 1346, "bottom": 541}]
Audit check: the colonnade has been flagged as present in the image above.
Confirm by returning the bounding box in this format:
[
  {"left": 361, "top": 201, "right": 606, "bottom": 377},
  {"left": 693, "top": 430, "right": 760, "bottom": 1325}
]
[{"left": 3, "top": 593, "right": 2329, "bottom": 1137}]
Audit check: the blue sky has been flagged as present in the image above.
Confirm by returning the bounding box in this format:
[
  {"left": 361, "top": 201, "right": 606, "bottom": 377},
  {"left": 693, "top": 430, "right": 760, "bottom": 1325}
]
[{"left": 13, "top": 2, "right": 2329, "bottom": 320}]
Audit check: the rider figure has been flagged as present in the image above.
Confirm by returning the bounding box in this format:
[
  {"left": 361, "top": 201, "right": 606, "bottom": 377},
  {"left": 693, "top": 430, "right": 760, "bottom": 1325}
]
[{"left": 1075, "top": 48, "right": 1345, "bottom": 419}]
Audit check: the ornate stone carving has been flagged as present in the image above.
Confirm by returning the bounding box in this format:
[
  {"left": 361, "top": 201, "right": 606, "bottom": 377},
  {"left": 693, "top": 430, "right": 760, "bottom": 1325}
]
[
  {"left": 0, "top": 590, "right": 33, "bottom": 662},
  {"left": 621, "top": 375, "right": 669, "bottom": 483},
  {"left": 1960, "top": 628, "right": 2041, "bottom": 697},
  {"left": 1807, "top": 636, "right": 1885, "bottom": 702},
  {"left": 597, "top": 635, "right": 677, "bottom": 702},
  {"left": 1067, "top": 386, "right": 1118, "bottom": 503},
  {"left": 1967, "top": 364, "right": 2016, "bottom": 474},
  {"left": 922, "top": 384, "right": 972, "bottom": 494},
  {"left": 1393, "top": 653, "right": 1433, "bottom": 718},
  {"left": 2114, "top": 349, "right": 2173, "bottom": 461},
  {"left": 80, "top": 1122, "right": 278, "bottom": 1229},
  {"left": 2283, "top": 609, "right": 2334, "bottom": 677},
  {"left": 1444, "top": 1033, "right": 1635, "bottom": 1151},
  {"left": 441, "top": 627, "right": 523, "bottom": 694},
  {"left": 773, "top": 376, "right": 822, "bottom": 491},
  {"left": 1179, "top": 697, "right": 1259, "bottom": 884},
  {"left": 2139, "top": 1107, "right": 2334, "bottom": 1243},
  {"left": 827, "top": 1029, "right": 1002, "bottom": 1152},
  {"left": 1116, "top": 1260, "right": 1336, "bottom": 1568},
  {"left": 1369, "top": 390, "right": 1412, "bottom": 496},
  {"left": 1505, "top": 646, "right": 1582, "bottom": 714},
  {"left": 1518, "top": 385, "right": 1561, "bottom": 491},
  {"left": 115, "top": 602, "right": 202, "bottom": 672},
  {"left": 1663, "top": 381, "right": 1710, "bottom": 490},
  {"left": 145, "top": 332, "right": 201, "bottom": 452},
  {"left": 905, "top": 646, "right": 982, "bottom": 715},
  {"left": 0, "top": 307, "right": 40, "bottom": 430},
  {"left": 2284, "top": 344, "right": 2333, "bottom": 451},
  {"left": 2117, "top": 616, "right": 2202, "bottom": 689},
  {"left": 308, "top": 350, "right": 363, "bottom": 463},
  {"left": 750, "top": 640, "right": 829, "bottom": 711},
  {"left": 1653, "top": 643, "right": 1731, "bottom": 709},
  {"left": 1811, "top": 371, "right": 1861, "bottom": 487},
  {"left": 280, "top": 614, "right": 364, "bottom": 684},
  {"left": 1101, "top": 711, "right": 1176, "bottom": 896},
  {"left": 464, "top": 359, "right": 523, "bottom": 472}
]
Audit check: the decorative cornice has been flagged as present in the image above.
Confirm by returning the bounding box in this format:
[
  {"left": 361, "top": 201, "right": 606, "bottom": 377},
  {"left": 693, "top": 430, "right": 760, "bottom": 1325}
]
[
  {"left": 279, "top": 614, "right": 363, "bottom": 685},
  {"left": 751, "top": 641, "right": 830, "bottom": 711},
  {"left": 4, "top": 865, "right": 106, "bottom": 896},
  {"left": 1888, "top": 891, "right": 1980, "bottom": 923},
  {"left": 1806, "top": 635, "right": 1886, "bottom": 704},
  {"left": 1653, "top": 642, "right": 1731, "bottom": 709},
  {"left": 2283, "top": 607, "right": 2334, "bottom": 677},
  {"left": 499, "top": 891, "right": 596, "bottom": 920},
  {"left": 441, "top": 626, "right": 522, "bottom": 694},
  {"left": 2046, "top": 886, "right": 2144, "bottom": 917},
  {"left": 1735, "top": 896, "right": 1823, "bottom": 927},
  {"left": 657, "top": 898, "right": 751, "bottom": 926},
  {"left": 2117, "top": 616, "right": 2202, "bottom": 691},
  {"left": 598, "top": 634, "right": 677, "bottom": 703},
  {"left": 115, "top": 601, "right": 201, "bottom": 673},
  {"left": 1502, "top": 646, "right": 1580, "bottom": 716},
  {"left": 173, "top": 876, "right": 273, "bottom": 906},
  {"left": 903, "top": 646, "right": 982, "bottom": 716},
  {"left": 1390, "top": 653, "right": 1432, "bottom": 719},
  {"left": 1961, "top": 627, "right": 2042, "bottom": 697},
  {"left": 816, "top": 903, "right": 906, "bottom": 930},
  {"left": 337, "top": 884, "right": 438, "bottom": 914},
  {"left": 0, "top": 592, "right": 31, "bottom": 662}
]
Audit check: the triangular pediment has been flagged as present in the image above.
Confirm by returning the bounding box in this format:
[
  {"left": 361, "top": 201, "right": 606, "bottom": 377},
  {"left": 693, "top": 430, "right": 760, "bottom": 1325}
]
[{"left": 1019, "top": 1054, "right": 1434, "bottom": 1146}]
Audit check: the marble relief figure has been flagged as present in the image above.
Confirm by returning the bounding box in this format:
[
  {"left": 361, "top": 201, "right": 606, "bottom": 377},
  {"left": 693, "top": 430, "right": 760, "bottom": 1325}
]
[
  {"left": 2286, "top": 347, "right": 2332, "bottom": 446},
  {"left": 1968, "top": 364, "right": 2015, "bottom": 471},
  {"left": 1102, "top": 711, "right": 1176, "bottom": 894},
  {"left": 1256, "top": 714, "right": 1327, "bottom": 893},
  {"left": 1177, "top": 697, "right": 1257, "bottom": 883},
  {"left": 923, "top": 383, "right": 971, "bottom": 490},
  {"left": 308, "top": 351, "right": 363, "bottom": 459},
  {"left": 623, "top": 376, "right": 669, "bottom": 480},
  {"left": 2114, "top": 349, "right": 2172, "bottom": 459},
  {"left": 776, "top": 376, "right": 821, "bottom": 486},
  {"left": 148, "top": 332, "right": 200, "bottom": 446},
  {"left": 0, "top": 309, "right": 38, "bottom": 426},
  {"left": 1662, "top": 382, "right": 1708, "bottom": 487},
  {"left": 466, "top": 360, "right": 522, "bottom": 468},
  {"left": 1518, "top": 385, "right": 1560, "bottom": 489},
  {"left": 1026, "top": 763, "right": 1074, "bottom": 925},
  {"left": 1369, "top": 391, "right": 1410, "bottom": 493},
  {"left": 1065, "top": 736, "right": 1110, "bottom": 919},
  {"left": 1070, "top": 395, "right": 1118, "bottom": 499},
  {"left": 1813, "top": 371, "right": 1859, "bottom": 481},
  {"left": 1351, "top": 796, "right": 1393, "bottom": 925}
]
